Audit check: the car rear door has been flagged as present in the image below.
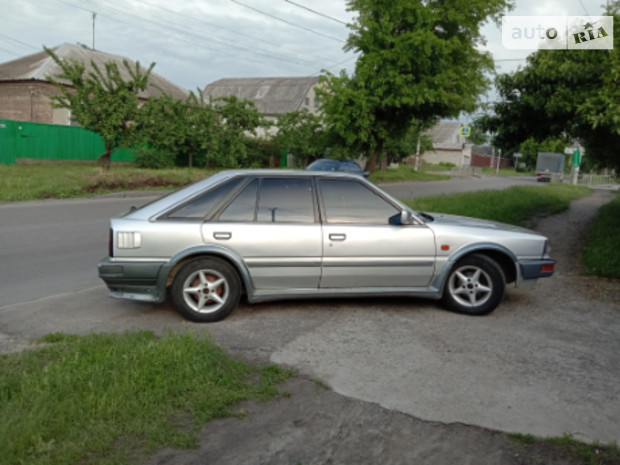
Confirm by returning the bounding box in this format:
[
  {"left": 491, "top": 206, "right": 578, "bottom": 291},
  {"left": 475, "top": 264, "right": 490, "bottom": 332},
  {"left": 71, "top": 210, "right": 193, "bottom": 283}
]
[{"left": 201, "top": 176, "right": 322, "bottom": 290}]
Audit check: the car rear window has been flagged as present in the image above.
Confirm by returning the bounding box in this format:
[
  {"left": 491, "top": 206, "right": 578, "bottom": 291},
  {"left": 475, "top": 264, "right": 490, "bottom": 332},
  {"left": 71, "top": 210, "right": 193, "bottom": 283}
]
[{"left": 166, "top": 178, "right": 244, "bottom": 219}]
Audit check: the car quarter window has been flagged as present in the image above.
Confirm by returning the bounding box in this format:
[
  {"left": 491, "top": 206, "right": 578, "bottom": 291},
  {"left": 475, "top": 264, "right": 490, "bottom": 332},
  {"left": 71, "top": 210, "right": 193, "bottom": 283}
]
[
  {"left": 166, "top": 178, "right": 244, "bottom": 219},
  {"left": 218, "top": 177, "right": 316, "bottom": 223},
  {"left": 319, "top": 179, "right": 399, "bottom": 224}
]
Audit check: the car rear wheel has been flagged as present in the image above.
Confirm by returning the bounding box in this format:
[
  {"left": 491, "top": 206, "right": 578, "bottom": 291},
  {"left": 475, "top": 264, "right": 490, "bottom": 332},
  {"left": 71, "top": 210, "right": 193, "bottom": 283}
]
[
  {"left": 171, "top": 257, "right": 241, "bottom": 322},
  {"left": 441, "top": 254, "right": 505, "bottom": 316}
]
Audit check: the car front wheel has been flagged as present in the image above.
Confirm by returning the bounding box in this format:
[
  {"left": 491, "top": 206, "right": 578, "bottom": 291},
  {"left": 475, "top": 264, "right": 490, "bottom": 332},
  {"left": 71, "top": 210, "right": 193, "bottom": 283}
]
[
  {"left": 441, "top": 254, "right": 505, "bottom": 316},
  {"left": 171, "top": 257, "right": 241, "bottom": 322}
]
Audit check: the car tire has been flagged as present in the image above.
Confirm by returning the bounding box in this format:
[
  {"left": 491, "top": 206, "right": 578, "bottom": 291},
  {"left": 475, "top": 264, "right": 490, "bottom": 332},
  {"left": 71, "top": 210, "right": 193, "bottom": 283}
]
[
  {"left": 171, "top": 257, "right": 241, "bottom": 322},
  {"left": 441, "top": 254, "right": 505, "bottom": 316}
]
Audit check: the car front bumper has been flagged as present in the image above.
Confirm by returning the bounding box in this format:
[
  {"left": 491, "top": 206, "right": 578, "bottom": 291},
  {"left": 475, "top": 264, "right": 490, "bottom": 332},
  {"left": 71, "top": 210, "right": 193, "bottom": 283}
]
[{"left": 519, "top": 258, "right": 556, "bottom": 282}]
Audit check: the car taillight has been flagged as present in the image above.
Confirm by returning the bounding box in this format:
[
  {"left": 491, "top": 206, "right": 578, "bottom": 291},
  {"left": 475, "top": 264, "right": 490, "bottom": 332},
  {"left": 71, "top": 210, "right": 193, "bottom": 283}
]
[{"left": 109, "top": 228, "right": 114, "bottom": 257}]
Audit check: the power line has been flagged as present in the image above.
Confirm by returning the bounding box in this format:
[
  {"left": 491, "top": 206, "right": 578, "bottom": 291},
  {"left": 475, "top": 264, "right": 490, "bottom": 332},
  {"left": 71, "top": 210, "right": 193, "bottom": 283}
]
[
  {"left": 578, "top": 0, "right": 590, "bottom": 15},
  {"left": 133, "top": 0, "right": 327, "bottom": 66},
  {"left": 59, "top": 0, "right": 320, "bottom": 69},
  {"left": 230, "top": 0, "right": 345, "bottom": 43},
  {"left": 0, "top": 33, "right": 39, "bottom": 51},
  {"left": 283, "top": 0, "right": 349, "bottom": 25}
]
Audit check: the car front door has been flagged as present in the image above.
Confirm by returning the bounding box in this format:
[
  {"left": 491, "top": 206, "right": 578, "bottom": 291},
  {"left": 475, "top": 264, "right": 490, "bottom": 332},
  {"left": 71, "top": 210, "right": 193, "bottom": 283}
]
[{"left": 318, "top": 178, "right": 436, "bottom": 289}]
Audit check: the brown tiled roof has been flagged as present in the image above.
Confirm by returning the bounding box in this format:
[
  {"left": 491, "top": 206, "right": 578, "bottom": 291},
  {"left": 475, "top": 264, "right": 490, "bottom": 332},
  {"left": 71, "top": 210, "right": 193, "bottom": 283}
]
[{"left": 0, "top": 43, "right": 188, "bottom": 100}]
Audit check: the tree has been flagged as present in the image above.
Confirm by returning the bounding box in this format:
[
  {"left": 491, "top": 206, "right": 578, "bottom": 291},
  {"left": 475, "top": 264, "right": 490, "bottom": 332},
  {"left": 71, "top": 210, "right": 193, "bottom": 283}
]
[
  {"left": 136, "top": 92, "right": 270, "bottom": 169},
  {"left": 479, "top": 3, "right": 620, "bottom": 171},
  {"left": 137, "top": 91, "right": 220, "bottom": 168},
  {"left": 45, "top": 47, "right": 154, "bottom": 170},
  {"left": 469, "top": 123, "right": 489, "bottom": 146},
  {"left": 274, "top": 109, "right": 326, "bottom": 165},
  {"left": 212, "top": 96, "right": 269, "bottom": 168},
  {"left": 383, "top": 118, "right": 436, "bottom": 168},
  {"left": 518, "top": 137, "right": 567, "bottom": 169},
  {"left": 319, "top": 0, "right": 512, "bottom": 172}
]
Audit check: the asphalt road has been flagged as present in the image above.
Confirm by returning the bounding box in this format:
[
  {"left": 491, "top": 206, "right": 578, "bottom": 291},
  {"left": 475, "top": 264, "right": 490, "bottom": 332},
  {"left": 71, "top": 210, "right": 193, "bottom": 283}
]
[{"left": 6, "top": 175, "right": 617, "bottom": 448}]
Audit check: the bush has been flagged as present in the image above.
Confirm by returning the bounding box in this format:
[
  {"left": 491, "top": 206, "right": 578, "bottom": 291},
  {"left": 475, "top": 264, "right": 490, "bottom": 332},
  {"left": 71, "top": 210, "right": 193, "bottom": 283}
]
[
  {"left": 245, "top": 138, "right": 282, "bottom": 168},
  {"left": 133, "top": 147, "right": 176, "bottom": 169}
]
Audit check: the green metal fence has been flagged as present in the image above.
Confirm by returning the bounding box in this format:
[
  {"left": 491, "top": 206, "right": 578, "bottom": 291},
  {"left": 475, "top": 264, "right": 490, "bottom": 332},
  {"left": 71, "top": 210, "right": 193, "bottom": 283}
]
[{"left": 0, "top": 119, "right": 134, "bottom": 165}]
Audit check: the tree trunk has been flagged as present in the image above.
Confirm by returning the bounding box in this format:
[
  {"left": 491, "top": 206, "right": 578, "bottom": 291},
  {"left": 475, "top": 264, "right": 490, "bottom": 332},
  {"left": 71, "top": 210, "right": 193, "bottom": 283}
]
[
  {"left": 366, "top": 150, "right": 378, "bottom": 173},
  {"left": 99, "top": 151, "right": 111, "bottom": 171},
  {"left": 414, "top": 135, "right": 421, "bottom": 171}
]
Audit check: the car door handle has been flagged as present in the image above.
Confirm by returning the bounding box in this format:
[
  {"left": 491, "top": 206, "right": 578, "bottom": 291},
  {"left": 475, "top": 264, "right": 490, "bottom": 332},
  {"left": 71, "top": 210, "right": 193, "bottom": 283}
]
[
  {"left": 213, "top": 232, "right": 232, "bottom": 240},
  {"left": 329, "top": 233, "right": 346, "bottom": 241}
]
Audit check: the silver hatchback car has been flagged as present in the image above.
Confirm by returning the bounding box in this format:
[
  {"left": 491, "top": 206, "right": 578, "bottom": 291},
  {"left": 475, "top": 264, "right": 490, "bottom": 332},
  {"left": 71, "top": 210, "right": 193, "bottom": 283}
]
[{"left": 98, "top": 170, "right": 555, "bottom": 322}]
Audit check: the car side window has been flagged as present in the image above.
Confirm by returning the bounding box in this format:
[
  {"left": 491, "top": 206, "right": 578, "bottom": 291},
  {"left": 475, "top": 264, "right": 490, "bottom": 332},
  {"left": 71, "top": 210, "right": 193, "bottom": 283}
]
[
  {"left": 319, "top": 179, "right": 399, "bottom": 224},
  {"left": 167, "top": 178, "right": 244, "bottom": 219},
  {"left": 218, "top": 179, "right": 259, "bottom": 222},
  {"left": 218, "top": 177, "right": 315, "bottom": 223},
  {"left": 257, "top": 178, "right": 315, "bottom": 223}
]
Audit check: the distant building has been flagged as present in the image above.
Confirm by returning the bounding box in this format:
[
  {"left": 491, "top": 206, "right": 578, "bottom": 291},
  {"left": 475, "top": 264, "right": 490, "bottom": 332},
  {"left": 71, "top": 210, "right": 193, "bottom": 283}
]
[
  {"left": 418, "top": 121, "right": 470, "bottom": 166},
  {"left": 203, "top": 76, "right": 321, "bottom": 136},
  {"left": 0, "top": 43, "right": 188, "bottom": 125}
]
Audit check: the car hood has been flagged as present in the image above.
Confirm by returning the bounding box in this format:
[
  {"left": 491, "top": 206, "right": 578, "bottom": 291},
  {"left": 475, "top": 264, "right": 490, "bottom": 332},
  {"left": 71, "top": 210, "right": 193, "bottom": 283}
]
[{"left": 423, "top": 212, "right": 537, "bottom": 235}]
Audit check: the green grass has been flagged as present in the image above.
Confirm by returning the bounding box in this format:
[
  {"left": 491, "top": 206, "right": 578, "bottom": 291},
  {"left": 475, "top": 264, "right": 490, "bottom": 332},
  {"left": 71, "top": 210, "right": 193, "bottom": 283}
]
[
  {"left": 509, "top": 433, "right": 620, "bottom": 465},
  {"left": 0, "top": 162, "right": 453, "bottom": 202},
  {"left": 0, "top": 163, "right": 216, "bottom": 201},
  {"left": 582, "top": 192, "right": 620, "bottom": 278},
  {"left": 406, "top": 183, "right": 592, "bottom": 226},
  {"left": 370, "top": 164, "right": 451, "bottom": 183},
  {"left": 0, "top": 331, "right": 293, "bottom": 465}
]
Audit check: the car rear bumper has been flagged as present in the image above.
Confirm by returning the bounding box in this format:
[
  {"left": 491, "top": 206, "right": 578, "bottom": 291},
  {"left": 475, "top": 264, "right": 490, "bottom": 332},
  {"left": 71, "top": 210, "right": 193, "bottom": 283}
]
[{"left": 98, "top": 257, "right": 166, "bottom": 303}]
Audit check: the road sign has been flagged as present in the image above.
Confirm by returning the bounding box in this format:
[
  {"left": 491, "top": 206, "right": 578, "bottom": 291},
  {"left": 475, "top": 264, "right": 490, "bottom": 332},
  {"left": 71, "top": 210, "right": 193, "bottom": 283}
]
[
  {"left": 572, "top": 150, "right": 581, "bottom": 167},
  {"left": 460, "top": 126, "right": 471, "bottom": 138}
]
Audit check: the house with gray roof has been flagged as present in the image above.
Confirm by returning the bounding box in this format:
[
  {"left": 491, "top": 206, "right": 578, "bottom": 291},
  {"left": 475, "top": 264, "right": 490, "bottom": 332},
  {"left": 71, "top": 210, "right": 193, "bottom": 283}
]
[
  {"left": 0, "top": 43, "right": 188, "bottom": 125},
  {"left": 203, "top": 77, "right": 321, "bottom": 136},
  {"left": 415, "top": 121, "right": 471, "bottom": 167}
]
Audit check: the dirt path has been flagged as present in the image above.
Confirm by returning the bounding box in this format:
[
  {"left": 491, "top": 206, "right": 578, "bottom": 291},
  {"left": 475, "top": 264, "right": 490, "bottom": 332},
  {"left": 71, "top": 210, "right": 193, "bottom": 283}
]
[
  {"left": 147, "top": 189, "right": 620, "bottom": 465},
  {"left": 535, "top": 190, "right": 620, "bottom": 303}
]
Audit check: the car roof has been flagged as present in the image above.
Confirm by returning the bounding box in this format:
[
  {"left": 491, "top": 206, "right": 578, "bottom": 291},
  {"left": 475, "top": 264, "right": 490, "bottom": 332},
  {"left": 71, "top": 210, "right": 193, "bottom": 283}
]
[{"left": 122, "top": 169, "right": 372, "bottom": 220}]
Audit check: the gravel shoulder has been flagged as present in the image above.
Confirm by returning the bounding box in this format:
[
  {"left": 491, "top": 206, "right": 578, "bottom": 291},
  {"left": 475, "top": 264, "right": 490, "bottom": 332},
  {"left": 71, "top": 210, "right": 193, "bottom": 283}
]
[{"left": 147, "top": 189, "right": 620, "bottom": 465}]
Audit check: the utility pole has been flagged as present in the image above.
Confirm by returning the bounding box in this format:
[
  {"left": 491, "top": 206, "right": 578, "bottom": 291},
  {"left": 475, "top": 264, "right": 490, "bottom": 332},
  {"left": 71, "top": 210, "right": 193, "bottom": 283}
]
[{"left": 92, "top": 12, "right": 96, "bottom": 50}]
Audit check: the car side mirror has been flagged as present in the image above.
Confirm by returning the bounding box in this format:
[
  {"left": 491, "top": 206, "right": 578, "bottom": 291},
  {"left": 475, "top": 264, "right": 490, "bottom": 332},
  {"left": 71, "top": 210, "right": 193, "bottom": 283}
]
[{"left": 389, "top": 210, "right": 413, "bottom": 225}]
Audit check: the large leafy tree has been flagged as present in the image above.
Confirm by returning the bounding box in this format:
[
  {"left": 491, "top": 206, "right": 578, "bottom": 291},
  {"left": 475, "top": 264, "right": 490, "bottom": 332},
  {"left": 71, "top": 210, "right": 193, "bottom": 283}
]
[
  {"left": 320, "top": 0, "right": 512, "bottom": 172},
  {"left": 479, "top": 3, "right": 620, "bottom": 170},
  {"left": 45, "top": 47, "right": 154, "bottom": 170}
]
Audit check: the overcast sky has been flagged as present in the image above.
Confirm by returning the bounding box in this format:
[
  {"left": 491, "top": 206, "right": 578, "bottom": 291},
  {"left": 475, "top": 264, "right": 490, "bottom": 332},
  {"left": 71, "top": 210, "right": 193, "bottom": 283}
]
[{"left": 0, "top": 0, "right": 608, "bottom": 98}]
